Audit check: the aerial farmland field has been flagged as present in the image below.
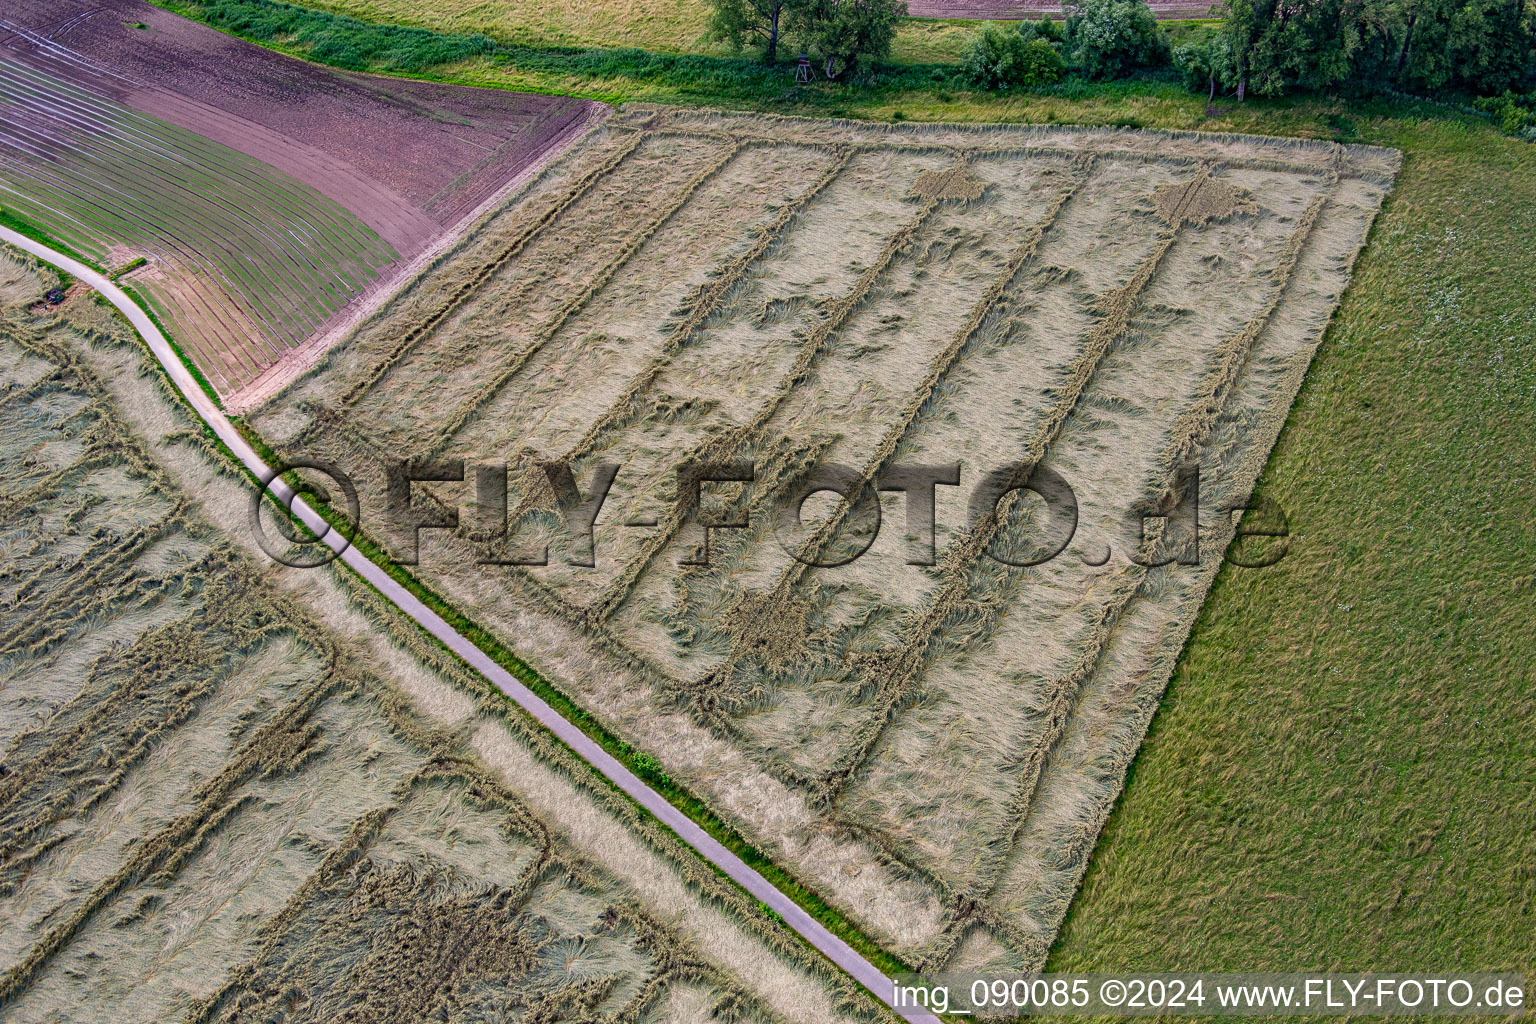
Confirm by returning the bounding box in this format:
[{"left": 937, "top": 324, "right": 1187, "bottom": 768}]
[
  {"left": 0, "top": 56, "right": 399, "bottom": 394},
  {"left": 252, "top": 106, "right": 1398, "bottom": 971},
  {"left": 0, "top": 246, "right": 889, "bottom": 1024},
  {"left": 0, "top": 0, "right": 598, "bottom": 399}
]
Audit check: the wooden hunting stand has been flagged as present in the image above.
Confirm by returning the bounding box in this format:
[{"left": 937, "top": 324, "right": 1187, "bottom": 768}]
[{"left": 794, "top": 54, "right": 811, "bottom": 84}]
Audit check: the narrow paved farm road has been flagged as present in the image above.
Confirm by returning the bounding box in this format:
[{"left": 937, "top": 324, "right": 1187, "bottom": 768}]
[{"left": 1, "top": 225, "right": 939, "bottom": 1024}]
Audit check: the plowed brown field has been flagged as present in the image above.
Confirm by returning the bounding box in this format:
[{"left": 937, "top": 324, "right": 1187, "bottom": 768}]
[{"left": 0, "top": 0, "right": 601, "bottom": 398}]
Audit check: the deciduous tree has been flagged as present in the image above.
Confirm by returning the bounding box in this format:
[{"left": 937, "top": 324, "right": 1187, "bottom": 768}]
[
  {"left": 1063, "top": 0, "right": 1171, "bottom": 80},
  {"left": 787, "top": 0, "right": 908, "bottom": 78},
  {"left": 708, "top": 0, "right": 792, "bottom": 62}
]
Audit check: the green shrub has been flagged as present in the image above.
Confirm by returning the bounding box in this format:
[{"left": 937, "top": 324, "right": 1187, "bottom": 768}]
[
  {"left": 1063, "top": 0, "right": 1170, "bottom": 80},
  {"left": 631, "top": 751, "right": 672, "bottom": 787},
  {"left": 1017, "top": 15, "right": 1065, "bottom": 44},
  {"left": 960, "top": 25, "right": 1066, "bottom": 90},
  {"left": 1473, "top": 91, "right": 1536, "bottom": 139},
  {"left": 1172, "top": 36, "right": 1236, "bottom": 96}
]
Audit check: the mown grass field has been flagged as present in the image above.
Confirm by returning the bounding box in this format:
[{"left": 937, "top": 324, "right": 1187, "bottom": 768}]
[
  {"left": 0, "top": 247, "right": 891, "bottom": 1024},
  {"left": 86, "top": 0, "right": 1536, "bottom": 982},
  {"left": 248, "top": 105, "right": 1394, "bottom": 973}
]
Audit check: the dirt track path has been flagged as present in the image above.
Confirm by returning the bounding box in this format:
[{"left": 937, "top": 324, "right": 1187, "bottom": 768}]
[{"left": 0, "top": 223, "right": 940, "bottom": 1024}]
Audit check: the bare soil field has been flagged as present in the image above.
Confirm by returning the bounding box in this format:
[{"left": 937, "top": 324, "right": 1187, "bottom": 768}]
[
  {"left": 250, "top": 107, "right": 1397, "bottom": 970},
  {"left": 0, "top": 0, "right": 600, "bottom": 396},
  {"left": 0, "top": 246, "right": 887, "bottom": 1024}
]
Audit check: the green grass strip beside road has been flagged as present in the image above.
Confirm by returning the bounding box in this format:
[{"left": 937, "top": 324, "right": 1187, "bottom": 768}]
[
  {"left": 0, "top": 209, "right": 95, "bottom": 269},
  {"left": 230, "top": 420, "right": 915, "bottom": 980}
]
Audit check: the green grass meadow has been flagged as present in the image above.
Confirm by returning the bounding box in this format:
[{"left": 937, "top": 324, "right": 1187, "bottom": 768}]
[{"left": 1055, "top": 116, "right": 1536, "bottom": 977}]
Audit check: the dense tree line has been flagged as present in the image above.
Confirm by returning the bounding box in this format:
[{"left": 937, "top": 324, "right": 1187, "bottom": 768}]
[
  {"left": 1210, "top": 0, "right": 1535, "bottom": 97},
  {"left": 954, "top": 0, "right": 1533, "bottom": 118},
  {"left": 708, "top": 0, "right": 1534, "bottom": 131}
]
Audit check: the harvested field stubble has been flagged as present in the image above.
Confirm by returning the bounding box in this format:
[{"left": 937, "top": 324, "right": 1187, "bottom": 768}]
[
  {"left": 254, "top": 108, "right": 1398, "bottom": 967},
  {"left": 0, "top": 247, "right": 888, "bottom": 1024}
]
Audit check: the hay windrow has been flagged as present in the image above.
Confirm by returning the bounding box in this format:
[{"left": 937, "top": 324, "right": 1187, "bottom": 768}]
[
  {"left": 0, "top": 249, "right": 887, "bottom": 1024},
  {"left": 1151, "top": 171, "right": 1256, "bottom": 227}
]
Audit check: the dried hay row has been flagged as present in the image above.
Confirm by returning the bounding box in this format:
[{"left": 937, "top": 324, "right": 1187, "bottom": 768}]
[
  {"left": 809, "top": 201, "right": 1194, "bottom": 805},
  {"left": 0, "top": 520, "right": 187, "bottom": 659},
  {"left": 0, "top": 307, "right": 387, "bottom": 979},
  {"left": 1150, "top": 188, "right": 1331, "bottom": 493},
  {"left": 558, "top": 146, "right": 856, "bottom": 468},
  {"left": 191, "top": 759, "right": 677, "bottom": 1024},
  {"left": 299, "top": 861, "right": 558, "bottom": 1022},
  {"left": 145, "top": 363, "right": 854, "bottom": 1007},
  {"left": 414, "top": 163, "right": 1188, "bottom": 936},
  {"left": 0, "top": 651, "right": 347, "bottom": 1004},
  {"left": 979, "top": 191, "right": 1386, "bottom": 973},
  {"left": 181, "top": 806, "right": 393, "bottom": 1024},
  {"left": 0, "top": 365, "right": 68, "bottom": 417},
  {"left": 0, "top": 321, "right": 168, "bottom": 485},
  {"left": 586, "top": 186, "right": 953, "bottom": 625},
  {"left": 0, "top": 437, "right": 158, "bottom": 534},
  {"left": 0, "top": 295, "right": 533, "bottom": 1016},
  {"left": 927, "top": 187, "right": 1334, "bottom": 963},
  {"left": 636, "top": 137, "right": 1385, "bottom": 189},
  {"left": 0, "top": 452, "right": 188, "bottom": 642},
  {"left": 424, "top": 141, "right": 747, "bottom": 459},
  {"left": 0, "top": 440, "right": 117, "bottom": 519},
  {"left": 0, "top": 353, "right": 189, "bottom": 657},
  {"left": 0, "top": 562, "right": 260, "bottom": 869},
  {"left": 336, "top": 131, "right": 648, "bottom": 410},
  {"left": 318, "top": 554, "right": 886, "bottom": 1021},
  {"left": 626, "top": 106, "right": 1399, "bottom": 185},
  {"left": 863, "top": 186, "right": 1330, "bottom": 953},
  {"left": 305, "top": 620, "right": 848, "bottom": 1023},
  {"left": 705, "top": 157, "right": 1098, "bottom": 703}
]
